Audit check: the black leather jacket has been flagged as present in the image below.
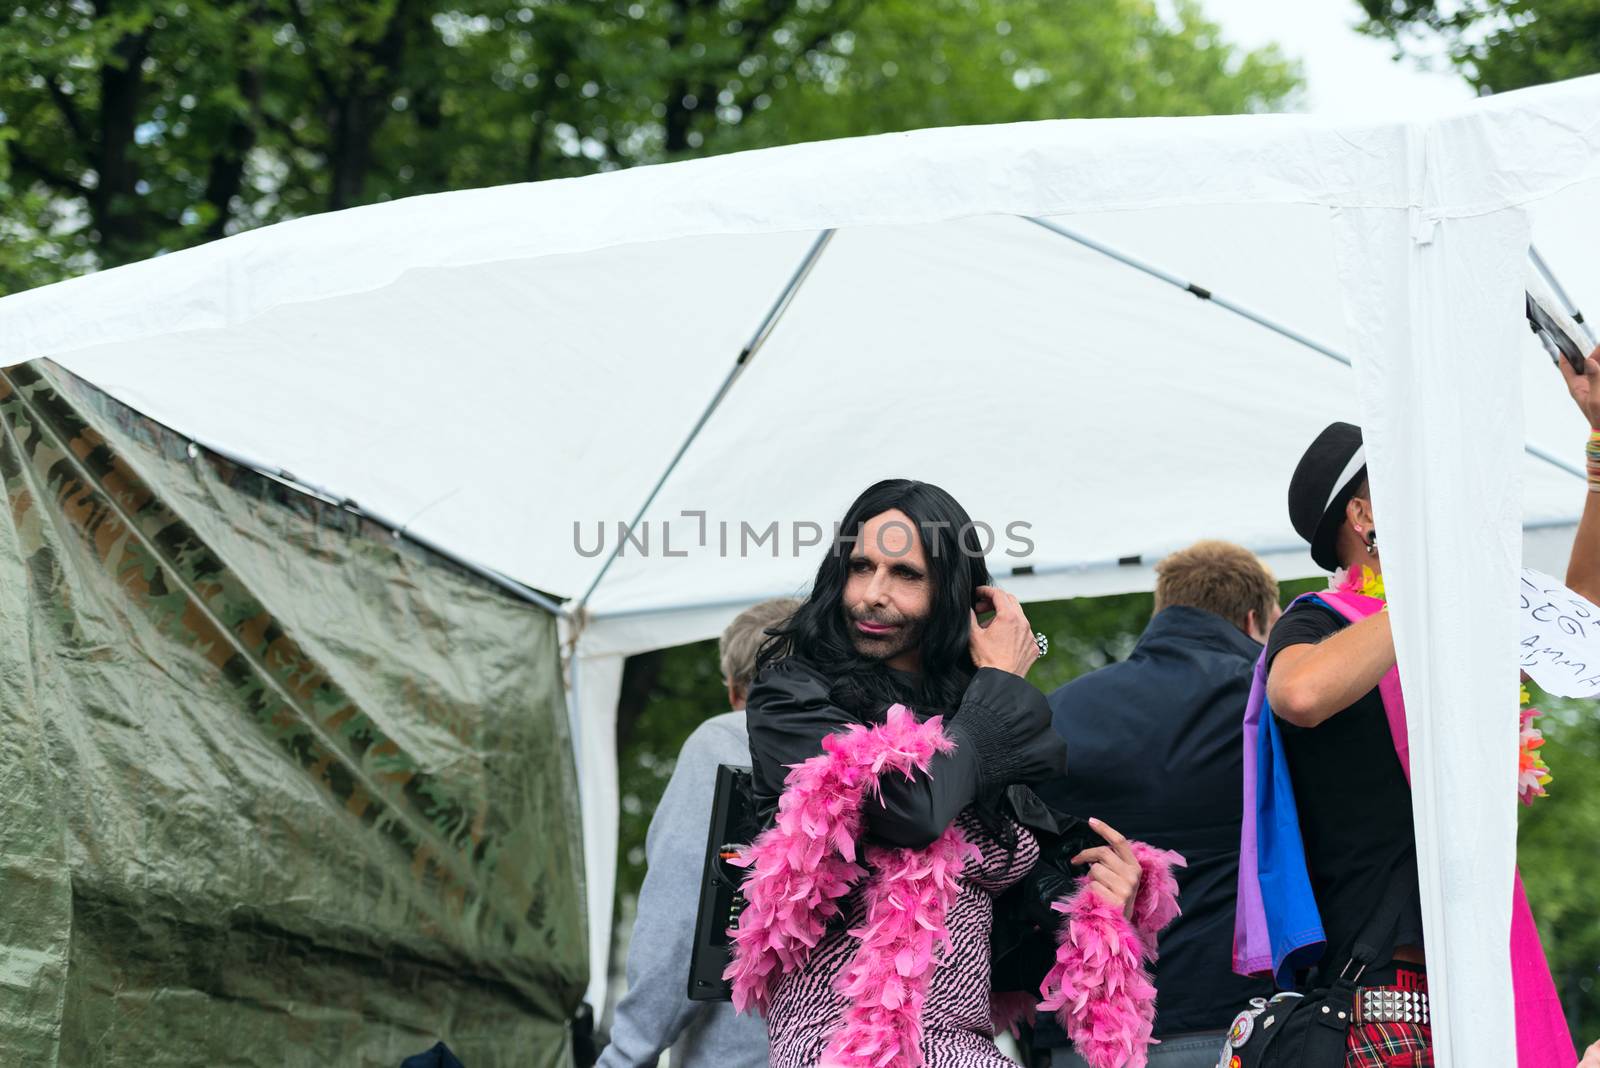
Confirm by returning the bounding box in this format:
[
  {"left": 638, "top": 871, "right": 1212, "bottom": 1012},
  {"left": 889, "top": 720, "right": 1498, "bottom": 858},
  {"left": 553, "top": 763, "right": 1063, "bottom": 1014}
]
[
  {"left": 744, "top": 656, "right": 1101, "bottom": 994},
  {"left": 746, "top": 657, "right": 1068, "bottom": 843}
]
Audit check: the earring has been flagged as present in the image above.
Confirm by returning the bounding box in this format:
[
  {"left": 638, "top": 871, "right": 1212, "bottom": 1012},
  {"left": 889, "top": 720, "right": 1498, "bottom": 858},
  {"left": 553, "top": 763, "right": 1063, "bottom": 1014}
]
[{"left": 1365, "top": 528, "right": 1378, "bottom": 555}]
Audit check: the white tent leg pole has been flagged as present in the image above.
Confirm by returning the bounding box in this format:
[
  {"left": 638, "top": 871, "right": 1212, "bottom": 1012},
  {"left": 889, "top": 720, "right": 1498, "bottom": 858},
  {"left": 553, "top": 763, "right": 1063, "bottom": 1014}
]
[
  {"left": 574, "top": 228, "right": 836, "bottom": 613},
  {"left": 563, "top": 633, "right": 626, "bottom": 1020},
  {"left": 1024, "top": 215, "right": 1586, "bottom": 481},
  {"left": 1331, "top": 202, "right": 1532, "bottom": 1068}
]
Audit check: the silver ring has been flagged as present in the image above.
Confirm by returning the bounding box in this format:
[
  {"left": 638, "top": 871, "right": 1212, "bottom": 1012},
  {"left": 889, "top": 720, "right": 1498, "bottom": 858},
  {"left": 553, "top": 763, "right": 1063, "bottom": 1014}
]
[{"left": 1034, "top": 632, "right": 1049, "bottom": 658}]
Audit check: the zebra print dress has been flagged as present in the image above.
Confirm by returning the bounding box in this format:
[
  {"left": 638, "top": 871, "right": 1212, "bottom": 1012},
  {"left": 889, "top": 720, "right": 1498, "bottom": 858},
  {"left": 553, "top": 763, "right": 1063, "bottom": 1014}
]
[{"left": 765, "top": 809, "right": 1040, "bottom": 1067}]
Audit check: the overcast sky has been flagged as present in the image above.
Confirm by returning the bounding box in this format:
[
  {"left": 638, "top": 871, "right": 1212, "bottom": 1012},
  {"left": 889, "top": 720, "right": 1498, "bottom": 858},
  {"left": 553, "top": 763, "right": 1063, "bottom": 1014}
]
[{"left": 1196, "top": 0, "right": 1478, "bottom": 116}]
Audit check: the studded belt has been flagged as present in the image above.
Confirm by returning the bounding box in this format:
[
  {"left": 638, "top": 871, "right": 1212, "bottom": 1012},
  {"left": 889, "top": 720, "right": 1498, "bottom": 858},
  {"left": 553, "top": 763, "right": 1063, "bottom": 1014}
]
[{"left": 1353, "top": 984, "right": 1430, "bottom": 1025}]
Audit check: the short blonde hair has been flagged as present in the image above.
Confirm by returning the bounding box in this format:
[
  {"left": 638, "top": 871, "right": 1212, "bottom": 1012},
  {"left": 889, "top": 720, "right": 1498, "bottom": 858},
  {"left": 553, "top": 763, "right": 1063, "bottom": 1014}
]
[
  {"left": 1153, "top": 540, "right": 1278, "bottom": 627},
  {"left": 720, "top": 597, "right": 802, "bottom": 695}
]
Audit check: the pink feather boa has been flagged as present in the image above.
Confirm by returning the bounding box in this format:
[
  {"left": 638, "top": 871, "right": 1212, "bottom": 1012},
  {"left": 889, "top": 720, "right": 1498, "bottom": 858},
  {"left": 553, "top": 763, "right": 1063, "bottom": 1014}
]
[
  {"left": 725, "top": 702, "right": 1184, "bottom": 1068},
  {"left": 822, "top": 825, "right": 980, "bottom": 1066},
  {"left": 1038, "top": 842, "right": 1185, "bottom": 1068},
  {"left": 725, "top": 704, "right": 956, "bottom": 1019}
]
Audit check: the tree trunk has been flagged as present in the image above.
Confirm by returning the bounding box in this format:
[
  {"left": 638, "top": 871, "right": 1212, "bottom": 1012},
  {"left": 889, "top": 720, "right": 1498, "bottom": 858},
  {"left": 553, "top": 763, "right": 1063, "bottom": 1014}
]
[
  {"left": 93, "top": 22, "right": 154, "bottom": 261},
  {"left": 615, "top": 649, "right": 668, "bottom": 752},
  {"left": 324, "top": 0, "right": 413, "bottom": 211},
  {"left": 327, "top": 94, "right": 375, "bottom": 211},
  {"left": 202, "top": 61, "right": 262, "bottom": 240}
]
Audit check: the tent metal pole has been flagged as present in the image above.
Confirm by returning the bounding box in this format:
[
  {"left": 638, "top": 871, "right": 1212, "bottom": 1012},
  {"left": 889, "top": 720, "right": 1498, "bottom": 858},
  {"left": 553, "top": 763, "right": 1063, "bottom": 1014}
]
[
  {"left": 1524, "top": 442, "right": 1587, "bottom": 479},
  {"left": 572, "top": 228, "right": 837, "bottom": 615},
  {"left": 1025, "top": 216, "right": 1587, "bottom": 481},
  {"left": 1024, "top": 215, "right": 1352, "bottom": 366},
  {"left": 1530, "top": 243, "right": 1597, "bottom": 350}
]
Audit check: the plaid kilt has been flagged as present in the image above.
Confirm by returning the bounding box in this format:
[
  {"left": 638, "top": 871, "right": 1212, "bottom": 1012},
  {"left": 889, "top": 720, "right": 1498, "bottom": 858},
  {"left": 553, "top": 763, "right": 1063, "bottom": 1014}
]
[{"left": 1346, "top": 1020, "right": 1433, "bottom": 1068}]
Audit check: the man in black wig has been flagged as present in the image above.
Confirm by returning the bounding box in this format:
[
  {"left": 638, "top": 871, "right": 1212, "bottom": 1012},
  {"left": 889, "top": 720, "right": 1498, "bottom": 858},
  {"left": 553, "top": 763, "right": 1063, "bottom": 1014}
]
[
  {"left": 748, "top": 478, "right": 1070, "bottom": 844},
  {"left": 743, "top": 478, "right": 1147, "bottom": 1066}
]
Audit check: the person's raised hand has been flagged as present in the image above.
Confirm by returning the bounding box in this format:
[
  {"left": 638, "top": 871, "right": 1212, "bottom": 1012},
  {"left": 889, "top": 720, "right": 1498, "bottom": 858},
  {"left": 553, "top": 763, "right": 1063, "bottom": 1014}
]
[
  {"left": 968, "top": 585, "right": 1039, "bottom": 677},
  {"left": 1557, "top": 345, "right": 1600, "bottom": 430},
  {"left": 1579, "top": 1039, "right": 1600, "bottom": 1068},
  {"left": 1070, "top": 817, "right": 1143, "bottom": 921}
]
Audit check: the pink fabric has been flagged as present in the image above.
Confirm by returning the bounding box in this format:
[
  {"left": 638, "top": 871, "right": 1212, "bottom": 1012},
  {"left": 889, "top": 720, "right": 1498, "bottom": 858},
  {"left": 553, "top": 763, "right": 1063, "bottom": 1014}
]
[
  {"left": 822, "top": 825, "right": 980, "bottom": 1067},
  {"left": 1318, "top": 590, "right": 1409, "bottom": 778},
  {"left": 765, "top": 809, "right": 1038, "bottom": 1067},
  {"left": 1314, "top": 591, "right": 1576, "bottom": 1068},
  {"left": 988, "top": 990, "right": 1037, "bottom": 1039},
  {"left": 768, "top": 812, "right": 1043, "bottom": 1061},
  {"left": 1038, "top": 843, "right": 1186, "bottom": 1068},
  {"left": 1128, "top": 840, "right": 1186, "bottom": 945},
  {"left": 1512, "top": 872, "right": 1577, "bottom": 1066}
]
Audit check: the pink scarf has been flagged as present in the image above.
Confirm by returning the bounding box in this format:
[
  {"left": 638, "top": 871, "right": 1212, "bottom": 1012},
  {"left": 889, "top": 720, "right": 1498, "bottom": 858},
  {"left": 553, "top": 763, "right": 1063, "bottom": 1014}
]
[
  {"left": 724, "top": 703, "right": 1183, "bottom": 1068},
  {"left": 1318, "top": 589, "right": 1575, "bottom": 1068}
]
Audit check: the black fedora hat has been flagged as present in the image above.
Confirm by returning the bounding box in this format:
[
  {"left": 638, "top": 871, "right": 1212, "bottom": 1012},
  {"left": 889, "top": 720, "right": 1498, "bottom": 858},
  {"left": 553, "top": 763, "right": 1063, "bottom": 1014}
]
[{"left": 1289, "top": 422, "right": 1368, "bottom": 572}]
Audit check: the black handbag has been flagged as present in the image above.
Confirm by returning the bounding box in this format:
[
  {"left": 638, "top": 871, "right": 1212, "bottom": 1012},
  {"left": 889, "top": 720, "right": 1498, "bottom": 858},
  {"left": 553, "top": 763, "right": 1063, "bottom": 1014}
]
[
  {"left": 1217, "top": 853, "right": 1420, "bottom": 1068},
  {"left": 687, "top": 763, "right": 760, "bottom": 1001}
]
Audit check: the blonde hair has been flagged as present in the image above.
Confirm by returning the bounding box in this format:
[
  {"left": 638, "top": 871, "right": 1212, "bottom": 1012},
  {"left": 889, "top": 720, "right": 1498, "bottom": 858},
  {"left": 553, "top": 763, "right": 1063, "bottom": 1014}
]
[
  {"left": 720, "top": 597, "right": 802, "bottom": 696},
  {"left": 1153, "top": 540, "right": 1278, "bottom": 628}
]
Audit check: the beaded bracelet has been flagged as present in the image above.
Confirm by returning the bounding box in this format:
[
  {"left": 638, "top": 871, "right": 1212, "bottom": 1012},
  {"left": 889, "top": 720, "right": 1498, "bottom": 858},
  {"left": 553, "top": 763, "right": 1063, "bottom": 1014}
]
[{"left": 1587, "top": 431, "right": 1600, "bottom": 492}]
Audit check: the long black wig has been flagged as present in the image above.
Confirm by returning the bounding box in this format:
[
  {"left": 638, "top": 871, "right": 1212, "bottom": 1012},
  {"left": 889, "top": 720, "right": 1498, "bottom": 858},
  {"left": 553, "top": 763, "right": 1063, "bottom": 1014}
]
[{"left": 757, "top": 478, "right": 993, "bottom": 718}]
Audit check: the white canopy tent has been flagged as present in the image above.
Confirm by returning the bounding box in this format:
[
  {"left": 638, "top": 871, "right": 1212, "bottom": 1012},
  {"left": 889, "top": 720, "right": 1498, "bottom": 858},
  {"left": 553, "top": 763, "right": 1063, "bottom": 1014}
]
[{"left": 4, "top": 73, "right": 1599, "bottom": 1064}]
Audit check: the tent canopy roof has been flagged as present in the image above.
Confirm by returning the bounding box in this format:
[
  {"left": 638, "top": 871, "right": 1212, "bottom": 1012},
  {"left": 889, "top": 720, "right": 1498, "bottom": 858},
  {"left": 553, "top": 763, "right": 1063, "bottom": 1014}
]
[{"left": 3, "top": 78, "right": 1598, "bottom": 650}]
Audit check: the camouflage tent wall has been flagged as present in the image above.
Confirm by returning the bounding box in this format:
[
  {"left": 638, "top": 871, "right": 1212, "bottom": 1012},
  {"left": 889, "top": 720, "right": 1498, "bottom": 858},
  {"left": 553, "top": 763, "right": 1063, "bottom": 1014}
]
[{"left": 0, "top": 360, "right": 587, "bottom": 1066}]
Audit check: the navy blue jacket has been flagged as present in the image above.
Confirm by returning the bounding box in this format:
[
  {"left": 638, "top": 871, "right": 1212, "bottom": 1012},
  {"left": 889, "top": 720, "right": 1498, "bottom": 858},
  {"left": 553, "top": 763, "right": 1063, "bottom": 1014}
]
[{"left": 1033, "top": 605, "right": 1274, "bottom": 1042}]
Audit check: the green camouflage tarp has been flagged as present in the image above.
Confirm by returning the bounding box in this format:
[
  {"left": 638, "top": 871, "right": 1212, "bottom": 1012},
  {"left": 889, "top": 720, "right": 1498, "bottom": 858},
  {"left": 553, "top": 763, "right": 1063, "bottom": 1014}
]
[{"left": 0, "top": 359, "right": 586, "bottom": 1066}]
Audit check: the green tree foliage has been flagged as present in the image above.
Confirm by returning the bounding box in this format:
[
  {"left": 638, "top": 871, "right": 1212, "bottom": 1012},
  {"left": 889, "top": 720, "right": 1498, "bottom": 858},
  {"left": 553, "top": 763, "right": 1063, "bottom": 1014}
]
[
  {"left": 0, "top": 0, "right": 868, "bottom": 291},
  {"left": 713, "top": 0, "right": 1302, "bottom": 151},
  {"left": 614, "top": 635, "right": 730, "bottom": 891},
  {"left": 1356, "top": 0, "right": 1600, "bottom": 93},
  {"left": 0, "top": 0, "right": 1298, "bottom": 294},
  {"left": 1520, "top": 687, "right": 1600, "bottom": 1042}
]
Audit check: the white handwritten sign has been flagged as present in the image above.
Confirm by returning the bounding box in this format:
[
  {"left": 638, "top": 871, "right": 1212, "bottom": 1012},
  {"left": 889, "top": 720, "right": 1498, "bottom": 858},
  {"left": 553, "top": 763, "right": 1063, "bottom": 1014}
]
[{"left": 1519, "top": 568, "right": 1600, "bottom": 697}]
